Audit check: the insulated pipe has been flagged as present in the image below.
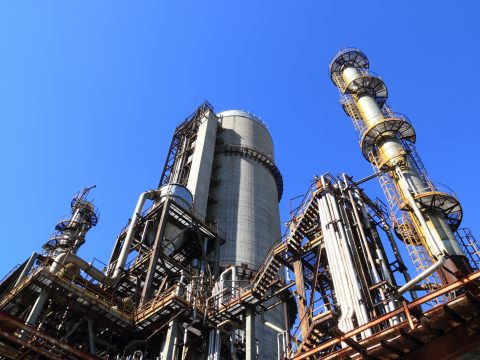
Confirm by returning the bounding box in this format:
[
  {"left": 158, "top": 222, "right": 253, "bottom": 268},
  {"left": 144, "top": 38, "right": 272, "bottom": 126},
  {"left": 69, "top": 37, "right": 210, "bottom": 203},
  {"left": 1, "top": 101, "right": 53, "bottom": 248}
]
[
  {"left": 322, "top": 182, "right": 370, "bottom": 328},
  {"left": 348, "top": 184, "right": 398, "bottom": 317},
  {"left": 319, "top": 188, "right": 366, "bottom": 333},
  {"left": 320, "top": 190, "right": 354, "bottom": 331},
  {"left": 346, "top": 188, "right": 382, "bottom": 283},
  {"left": 25, "top": 289, "right": 50, "bottom": 326},
  {"left": 317, "top": 197, "right": 349, "bottom": 329},
  {"left": 345, "top": 188, "right": 393, "bottom": 316},
  {"left": 112, "top": 190, "right": 158, "bottom": 281},
  {"left": 396, "top": 256, "right": 446, "bottom": 297},
  {"left": 219, "top": 266, "right": 237, "bottom": 300}
]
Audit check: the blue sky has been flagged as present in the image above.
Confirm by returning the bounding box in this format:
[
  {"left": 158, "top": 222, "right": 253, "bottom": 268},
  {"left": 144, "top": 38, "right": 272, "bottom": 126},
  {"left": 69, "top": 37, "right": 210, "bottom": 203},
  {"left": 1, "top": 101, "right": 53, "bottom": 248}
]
[{"left": 0, "top": 1, "right": 478, "bottom": 276}]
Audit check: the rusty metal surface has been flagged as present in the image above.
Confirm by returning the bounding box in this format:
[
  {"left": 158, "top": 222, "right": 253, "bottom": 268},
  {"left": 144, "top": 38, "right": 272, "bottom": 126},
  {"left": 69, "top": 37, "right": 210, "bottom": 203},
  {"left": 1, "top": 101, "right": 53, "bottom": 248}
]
[
  {"left": 291, "top": 270, "right": 480, "bottom": 359},
  {"left": 0, "top": 310, "right": 100, "bottom": 360}
]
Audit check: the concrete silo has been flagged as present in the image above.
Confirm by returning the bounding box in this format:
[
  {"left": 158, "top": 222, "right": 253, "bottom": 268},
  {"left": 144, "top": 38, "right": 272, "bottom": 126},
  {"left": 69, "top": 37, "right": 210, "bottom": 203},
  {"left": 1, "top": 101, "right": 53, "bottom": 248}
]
[
  {"left": 208, "top": 110, "right": 283, "bottom": 269},
  {"left": 207, "top": 110, "right": 285, "bottom": 360}
]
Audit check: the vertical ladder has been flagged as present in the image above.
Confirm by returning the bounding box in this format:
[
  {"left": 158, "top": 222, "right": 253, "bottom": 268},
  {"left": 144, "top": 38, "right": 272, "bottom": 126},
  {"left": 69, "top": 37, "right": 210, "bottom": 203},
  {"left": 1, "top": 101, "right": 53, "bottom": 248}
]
[{"left": 368, "top": 151, "right": 443, "bottom": 301}]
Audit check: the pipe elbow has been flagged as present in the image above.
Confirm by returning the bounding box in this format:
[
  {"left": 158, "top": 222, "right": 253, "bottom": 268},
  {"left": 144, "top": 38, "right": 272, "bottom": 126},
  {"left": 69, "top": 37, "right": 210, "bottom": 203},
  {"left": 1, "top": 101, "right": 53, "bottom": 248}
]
[{"left": 144, "top": 190, "right": 159, "bottom": 201}]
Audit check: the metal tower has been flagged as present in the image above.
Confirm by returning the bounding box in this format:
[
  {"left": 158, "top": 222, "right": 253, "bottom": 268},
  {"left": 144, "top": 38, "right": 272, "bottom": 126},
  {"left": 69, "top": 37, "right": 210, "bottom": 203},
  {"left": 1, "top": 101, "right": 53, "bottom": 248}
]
[{"left": 329, "top": 48, "right": 471, "bottom": 286}]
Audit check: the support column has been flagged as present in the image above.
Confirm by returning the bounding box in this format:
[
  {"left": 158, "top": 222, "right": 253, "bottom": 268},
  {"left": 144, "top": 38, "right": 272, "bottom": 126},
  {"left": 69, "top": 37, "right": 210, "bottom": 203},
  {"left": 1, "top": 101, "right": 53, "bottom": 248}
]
[
  {"left": 141, "top": 198, "right": 171, "bottom": 305},
  {"left": 245, "top": 306, "right": 256, "bottom": 360},
  {"left": 87, "top": 319, "right": 96, "bottom": 355},
  {"left": 161, "top": 320, "right": 179, "bottom": 360},
  {"left": 292, "top": 259, "right": 309, "bottom": 339},
  {"left": 25, "top": 288, "right": 50, "bottom": 327}
]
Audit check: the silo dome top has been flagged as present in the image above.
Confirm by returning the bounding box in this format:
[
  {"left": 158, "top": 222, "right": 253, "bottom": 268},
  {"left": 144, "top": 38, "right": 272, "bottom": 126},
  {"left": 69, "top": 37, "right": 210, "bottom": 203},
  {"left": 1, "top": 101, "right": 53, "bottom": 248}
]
[{"left": 218, "top": 109, "right": 270, "bottom": 133}]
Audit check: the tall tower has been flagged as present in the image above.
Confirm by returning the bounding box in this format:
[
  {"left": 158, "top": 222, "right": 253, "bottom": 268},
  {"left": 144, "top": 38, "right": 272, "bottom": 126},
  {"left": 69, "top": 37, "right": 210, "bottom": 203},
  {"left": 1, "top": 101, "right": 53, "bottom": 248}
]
[
  {"left": 209, "top": 110, "right": 283, "bottom": 269},
  {"left": 329, "top": 48, "right": 471, "bottom": 285},
  {"left": 159, "top": 104, "right": 285, "bottom": 359}
]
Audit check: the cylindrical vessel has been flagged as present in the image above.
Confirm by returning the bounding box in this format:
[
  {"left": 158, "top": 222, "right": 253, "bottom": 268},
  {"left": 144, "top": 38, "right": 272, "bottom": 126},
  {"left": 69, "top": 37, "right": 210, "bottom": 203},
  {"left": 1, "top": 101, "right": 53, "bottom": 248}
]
[
  {"left": 330, "top": 48, "right": 471, "bottom": 284},
  {"left": 209, "top": 110, "right": 281, "bottom": 268},
  {"left": 207, "top": 110, "right": 284, "bottom": 360}
]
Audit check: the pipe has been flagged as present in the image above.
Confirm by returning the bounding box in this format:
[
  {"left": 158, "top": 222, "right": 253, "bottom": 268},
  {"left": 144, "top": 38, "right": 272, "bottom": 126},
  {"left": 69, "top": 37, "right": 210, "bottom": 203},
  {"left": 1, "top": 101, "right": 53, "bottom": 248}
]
[
  {"left": 87, "top": 318, "right": 96, "bottom": 355},
  {"left": 260, "top": 312, "right": 285, "bottom": 334},
  {"left": 0, "top": 310, "right": 99, "bottom": 360},
  {"left": 346, "top": 186, "right": 382, "bottom": 284},
  {"left": 230, "top": 333, "right": 239, "bottom": 360},
  {"left": 324, "top": 185, "right": 370, "bottom": 328},
  {"left": 396, "top": 256, "right": 446, "bottom": 297},
  {"left": 112, "top": 190, "right": 158, "bottom": 282},
  {"left": 344, "top": 181, "right": 396, "bottom": 317},
  {"left": 51, "top": 190, "right": 158, "bottom": 287},
  {"left": 14, "top": 252, "right": 38, "bottom": 287},
  {"left": 320, "top": 192, "right": 358, "bottom": 332},
  {"left": 260, "top": 313, "right": 287, "bottom": 360},
  {"left": 318, "top": 194, "right": 353, "bottom": 331},
  {"left": 141, "top": 197, "right": 171, "bottom": 304},
  {"left": 245, "top": 306, "right": 256, "bottom": 360},
  {"left": 26, "top": 190, "right": 158, "bottom": 328},
  {"left": 25, "top": 288, "right": 50, "bottom": 326}
]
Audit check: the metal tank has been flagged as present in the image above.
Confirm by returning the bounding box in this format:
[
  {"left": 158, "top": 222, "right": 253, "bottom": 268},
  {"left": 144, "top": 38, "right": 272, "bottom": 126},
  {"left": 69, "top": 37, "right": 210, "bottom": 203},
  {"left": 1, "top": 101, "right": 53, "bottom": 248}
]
[{"left": 207, "top": 110, "right": 285, "bottom": 360}]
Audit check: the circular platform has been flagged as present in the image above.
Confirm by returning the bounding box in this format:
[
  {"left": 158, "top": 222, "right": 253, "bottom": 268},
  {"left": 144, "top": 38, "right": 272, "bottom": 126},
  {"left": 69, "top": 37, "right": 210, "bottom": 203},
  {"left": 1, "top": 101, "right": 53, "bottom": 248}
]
[
  {"left": 345, "top": 74, "right": 388, "bottom": 106},
  {"left": 329, "top": 48, "right": 369, "bottom": 82},
  {"left": 360, "top": 115, "right": 416, "bottom": 160},
  {"left": 400, "top": 191, "right": 463, "bottom": 232}
]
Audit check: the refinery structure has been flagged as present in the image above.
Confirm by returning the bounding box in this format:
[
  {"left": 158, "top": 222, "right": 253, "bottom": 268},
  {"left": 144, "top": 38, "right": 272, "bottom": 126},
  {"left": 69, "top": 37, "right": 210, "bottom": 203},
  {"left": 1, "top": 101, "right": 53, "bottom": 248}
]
[{"left": 0, "top": 49, "right": 479, "bottom": 360}]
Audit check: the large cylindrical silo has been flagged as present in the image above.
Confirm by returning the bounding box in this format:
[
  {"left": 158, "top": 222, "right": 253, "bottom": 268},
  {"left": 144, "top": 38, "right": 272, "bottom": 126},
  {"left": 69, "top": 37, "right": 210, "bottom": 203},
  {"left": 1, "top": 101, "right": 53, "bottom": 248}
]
[
  {"left": 207, "top": 110, "right": 284, "bottom": 359},
  {"left": 208, "top": 110, "right": 281, "bottom": 268}
]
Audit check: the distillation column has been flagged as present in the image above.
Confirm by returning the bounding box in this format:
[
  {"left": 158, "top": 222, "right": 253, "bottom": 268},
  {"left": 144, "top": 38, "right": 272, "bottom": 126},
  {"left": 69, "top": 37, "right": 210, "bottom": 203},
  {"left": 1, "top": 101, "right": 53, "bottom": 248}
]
[{"left": 329, "top": 49, "right": 471, "bottom": 284}]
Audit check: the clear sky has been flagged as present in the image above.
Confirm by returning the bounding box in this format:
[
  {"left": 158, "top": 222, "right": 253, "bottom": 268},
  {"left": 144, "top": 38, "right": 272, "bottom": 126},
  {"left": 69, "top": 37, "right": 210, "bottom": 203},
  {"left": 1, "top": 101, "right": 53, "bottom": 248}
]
[{"left": 0, "top": 1, "right": 478, "bottom": 276}]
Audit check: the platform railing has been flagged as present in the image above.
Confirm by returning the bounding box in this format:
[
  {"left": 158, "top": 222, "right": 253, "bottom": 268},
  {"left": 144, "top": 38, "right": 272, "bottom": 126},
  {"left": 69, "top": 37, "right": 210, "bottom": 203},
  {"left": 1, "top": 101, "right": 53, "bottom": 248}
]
[{"left": 289, "top": 270, "right": 480, "bottom": 359}]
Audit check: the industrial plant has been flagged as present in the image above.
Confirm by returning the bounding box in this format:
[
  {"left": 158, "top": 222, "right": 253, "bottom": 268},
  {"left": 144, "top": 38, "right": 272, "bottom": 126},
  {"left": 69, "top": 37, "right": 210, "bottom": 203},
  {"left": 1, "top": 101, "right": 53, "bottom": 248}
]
[{"left": 0, "top": 48, "right": 479, "bottom": 359}]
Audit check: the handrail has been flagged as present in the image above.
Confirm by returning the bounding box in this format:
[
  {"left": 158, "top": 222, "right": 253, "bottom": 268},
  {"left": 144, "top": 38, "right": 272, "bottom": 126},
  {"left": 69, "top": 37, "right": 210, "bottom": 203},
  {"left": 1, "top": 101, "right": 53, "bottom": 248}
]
[{"left": 291, "top": 270, "right": 480, "bottom": 359}]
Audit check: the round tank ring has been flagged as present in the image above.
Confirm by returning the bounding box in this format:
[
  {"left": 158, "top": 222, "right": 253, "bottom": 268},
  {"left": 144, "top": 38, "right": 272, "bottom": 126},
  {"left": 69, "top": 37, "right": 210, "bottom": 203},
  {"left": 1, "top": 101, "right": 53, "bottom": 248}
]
[
  {"left": 399, "top": 191, "right": 463, "bottom": 232},
  {"left": 360, "top": 118, "right": 416, "bottom": 160},
  {"left": 329, "top": 48, "right": 369, "bottom": 82},
  {"left": 345, "top": 75, "right": 388, "bottom": 106},
  {"left": 216, "top": 144, "right": 283, "bottom": 201}
]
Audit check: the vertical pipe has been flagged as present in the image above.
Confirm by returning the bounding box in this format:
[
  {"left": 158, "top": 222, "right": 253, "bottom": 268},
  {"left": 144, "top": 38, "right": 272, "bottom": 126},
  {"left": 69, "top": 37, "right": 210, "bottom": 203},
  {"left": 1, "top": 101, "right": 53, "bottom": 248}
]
[
  {"left": 318, "top": 195, "right": 352, "bottom": 331},
  {"left": 245, "top": 306, "right": 256, "bottom": 360},
  {"left": 87, "top": 319, "right": 96, "bottom": 355},
  {"left": 161, "top": 320, "right": 179, "bottom": 360},
  {"left": 25, "top": 288, "right": 50, "bottom": 327},
  {"left": 346, "top": 187, "right": 393, "bottom": 316},
  {"left": 324, "top": 188, "right": 370, "bottom": 329}
]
